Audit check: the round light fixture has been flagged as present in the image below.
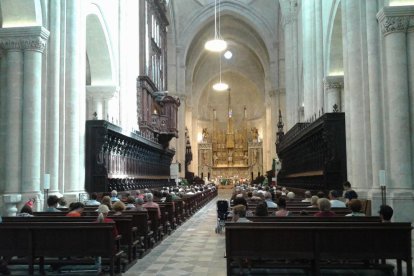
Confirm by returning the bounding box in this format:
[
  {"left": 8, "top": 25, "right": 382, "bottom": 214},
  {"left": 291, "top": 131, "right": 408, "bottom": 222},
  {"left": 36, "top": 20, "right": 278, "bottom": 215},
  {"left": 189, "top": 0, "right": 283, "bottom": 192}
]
[
  {"left": 224, "top": 50, "right": 232, "bottom": 59},
  {"left": 213, "top": 82, "right": 229, "bottom": 91},
  {"left": 204, "top": 39, "right": 227, "bottom": 52}
]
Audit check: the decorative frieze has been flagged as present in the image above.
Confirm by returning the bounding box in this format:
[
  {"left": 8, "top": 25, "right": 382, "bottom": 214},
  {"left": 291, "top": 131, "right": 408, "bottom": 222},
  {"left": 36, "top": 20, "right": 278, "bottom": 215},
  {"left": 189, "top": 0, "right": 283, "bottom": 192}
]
[
  {"left": 323, "top": 76, "right": 344, "bottom": 90},
  {"left": 0, "top": 26, "right": 49, "bottom": 52},
  {"left": 377, "top": 6, "right": 414, "bottom": 36}
]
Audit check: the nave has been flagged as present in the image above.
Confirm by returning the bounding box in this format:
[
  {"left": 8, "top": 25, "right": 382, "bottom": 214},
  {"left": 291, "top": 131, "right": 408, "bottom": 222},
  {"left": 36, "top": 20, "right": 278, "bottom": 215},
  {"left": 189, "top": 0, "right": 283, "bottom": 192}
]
[{"left": 123, "top": 190, "right": 231, "bottom": 276}]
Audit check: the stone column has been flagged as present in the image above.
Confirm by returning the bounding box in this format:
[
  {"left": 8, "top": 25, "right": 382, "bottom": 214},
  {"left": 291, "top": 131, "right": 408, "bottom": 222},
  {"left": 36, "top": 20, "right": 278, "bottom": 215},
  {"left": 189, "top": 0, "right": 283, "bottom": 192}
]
[
  {"left": 21, "top": 27, "right": 50, "bottom": 206},
  {"left": 86, "top": 85, "right": 118, "bottom": 119},
  {"left": 377, "top": 7, "right": 413, "bottom": 189},
  {"left": 366, "top": 1, "right": 385, "bottom": 213},
  {"left": 46, "top": 0, "right": 62, "bottom": 196},
  {"left": 315, "top": 0, "right": 324, "bottom": 115},
  {"left": 342, "top": 1, "right": 367, "bottom": 191},
  {"left": 302, "top": 0, "right": 315, "bottom": 120},
  {"left": 64, "top": 0, "right": 81, "bottom": 196},
  {"left": 0, "top": 50, "right": 6, "bottom": 195},
  {"left": 0, "top": 31, "right": 25, "bottom": 215},
  {"left": 408, "top": 15, "right": 414, "bottom": 185},
  {"left": 377, "top": 6, "right": 414, "bottom": 222},
  {"left": 323, "top": 76, "right": 343, "bottom": 112},
  {"left": 280, "top": 0, "right": 299, "bottom": 129},
  {"left": 0, "top": 36, "right": 24, "bottom": 196}
]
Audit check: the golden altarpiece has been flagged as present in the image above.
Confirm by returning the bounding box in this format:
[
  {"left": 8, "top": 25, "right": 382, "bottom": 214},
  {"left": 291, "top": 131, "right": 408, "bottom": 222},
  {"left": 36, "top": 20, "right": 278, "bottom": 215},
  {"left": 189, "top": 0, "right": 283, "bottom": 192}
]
[{"left": 198, "top": 105, "right": 263, "bottom": 182}]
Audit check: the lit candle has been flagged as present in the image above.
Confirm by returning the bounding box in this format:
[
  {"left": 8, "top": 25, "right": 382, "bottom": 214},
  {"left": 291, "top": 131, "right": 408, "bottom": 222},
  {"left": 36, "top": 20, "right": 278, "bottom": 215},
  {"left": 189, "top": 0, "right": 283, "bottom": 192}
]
[{"left": 44, "top": 174, "right": 50, "bottom": 190}]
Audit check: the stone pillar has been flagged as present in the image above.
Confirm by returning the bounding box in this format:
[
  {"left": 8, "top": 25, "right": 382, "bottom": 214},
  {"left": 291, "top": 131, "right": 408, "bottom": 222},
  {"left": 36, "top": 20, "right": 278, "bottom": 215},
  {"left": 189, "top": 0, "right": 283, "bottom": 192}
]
[
  {"left": 408, "top": 15, "right": 414, "bottom": 188},
  {"left": 280, "top": 0, "right": 299, "bottom": 129},
  {"left": 302, "top": 0, "right": 315, "bottom": 120},
  {"left": 366, "top": 1, "right": 385, "bottom": 213},
  {"left": 0, "top": 50, "right": 5, "bottom": 195},
  {"left": 46, "top": 0, "right": 62, "bottom": 196},
  {"left": 342, "top": 1, "right": 368, "bottom": 191},
  {"left": 21, "top": 27, "right": 50, "bottom": 206},
  {"left": 378, "top": 8, "right": 413, "bottom": 189},
  {"left": 0, "top": 36, "right": 24, "bottom": 196},
  {"left": 177, "top": 94, "right": 186, "bottom": 177},
  {"left": 315, "top": 0, "right": 324, "bottom": 115},
  {"left": 377, "top": 6, "right": 414, "bottom": 222},
  {"left": 323, "top": 76, "right": 343, "bottom": 112},
  {"left": 86, "top": 85, "right": 118, "bottom": 119},
  {"left": 64, "top": 0, "right": 81, "bottom": 196},
  {"left": 0, "top": 27, "right": 49, "bottom": 212}
]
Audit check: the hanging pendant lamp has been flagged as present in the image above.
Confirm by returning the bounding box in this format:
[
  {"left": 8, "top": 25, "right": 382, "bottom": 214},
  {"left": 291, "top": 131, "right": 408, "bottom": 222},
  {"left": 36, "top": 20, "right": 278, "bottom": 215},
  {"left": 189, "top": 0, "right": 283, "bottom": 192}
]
[{"left": 205, "top": 0, "right": 227, "bottom": 52}]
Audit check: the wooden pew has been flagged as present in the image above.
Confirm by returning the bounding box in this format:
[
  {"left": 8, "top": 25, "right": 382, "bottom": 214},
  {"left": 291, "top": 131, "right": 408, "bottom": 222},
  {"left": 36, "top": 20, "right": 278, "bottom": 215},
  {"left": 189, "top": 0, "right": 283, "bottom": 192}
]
[
  {"left": 225, "top": 221, "right": 412, "bottom": 276},
  {"left": 0, "top": 222, "right": 123, "bottom": 276}
]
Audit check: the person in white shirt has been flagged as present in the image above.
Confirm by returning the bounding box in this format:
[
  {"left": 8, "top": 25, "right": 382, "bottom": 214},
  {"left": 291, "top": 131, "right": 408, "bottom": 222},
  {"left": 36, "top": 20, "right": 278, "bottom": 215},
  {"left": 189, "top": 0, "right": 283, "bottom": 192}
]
[{"left": 329, "top": 190, "right": 346, "bottom": 208}]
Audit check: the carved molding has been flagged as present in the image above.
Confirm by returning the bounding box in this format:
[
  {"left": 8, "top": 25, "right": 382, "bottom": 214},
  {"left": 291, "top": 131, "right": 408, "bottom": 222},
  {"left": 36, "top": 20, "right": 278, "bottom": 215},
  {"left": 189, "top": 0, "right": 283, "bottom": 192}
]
[
  {"left": 0, "top": 26, "right": 49, "bottom": 52},
  {"left": 323, "top": 76, "right": 344, "bottom": 90},
  {"left": 377, "top": 7, "right": 414, "bottom": 36}
]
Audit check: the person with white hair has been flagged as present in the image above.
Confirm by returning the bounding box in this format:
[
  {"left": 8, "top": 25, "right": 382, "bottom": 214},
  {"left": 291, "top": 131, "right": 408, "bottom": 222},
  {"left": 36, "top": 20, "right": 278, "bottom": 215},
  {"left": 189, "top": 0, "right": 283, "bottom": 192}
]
[
  {"left": 110, "top": 190, "right": 120, "bottom": 202},
  {"left": 142, "top": 193, "right": 161, "bottom": 219},
  {"left": 301, "top": 191, "right": 312, "bottom": 202}
]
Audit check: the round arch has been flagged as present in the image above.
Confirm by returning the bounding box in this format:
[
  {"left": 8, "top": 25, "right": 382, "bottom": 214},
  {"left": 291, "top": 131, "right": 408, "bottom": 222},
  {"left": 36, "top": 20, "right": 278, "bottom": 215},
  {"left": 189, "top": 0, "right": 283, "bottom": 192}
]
[
  {"left": 85, "top": 3, "right": 115, "bottom": 85},
  {"left": 0, "top": 0, "right": 42, "bottom": 28}
]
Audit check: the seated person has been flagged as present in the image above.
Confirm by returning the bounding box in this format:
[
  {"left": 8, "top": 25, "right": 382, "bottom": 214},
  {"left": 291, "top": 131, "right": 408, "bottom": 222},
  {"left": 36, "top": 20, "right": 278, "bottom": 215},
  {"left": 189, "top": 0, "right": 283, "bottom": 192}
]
[
  {"left": 317, "top": 191, "right": 325, "bottom": 198},
  {"left": 308, "top": 195, "right": 319, "bottom": 208},
  {"left": 345, "top": 199, "right": 365, "bottom": 216},
  {"left": 85, "top": 192, "right": 100, "bottom": 206},
  {"left": 232, "top": 204, "right": 251, "bottom": 222},
  {"left": 275, "top": 197, "right": 291, "bottom": 216},
  {"left": 286, "top": 191, "right": 296, "bottom": 201},
  {"left": 134, "top": 198, "right": 147, "bottom": 211},
  {"left": 265, "top": 192, "right": 278, "bottom": 208},
  {"left": 301, "top": 191, "right": 312, "bottom": 202},
  {"left": 57, "top": 197, "right": 68, "bottom": 209},
  {"left": 142, "top": 193, "right": 161, "bottom": 219},
  {"left": 101, "top": 196, "right": 112, "bottom": 210},
  {"left": 96, "top": 204, "right": 118, "bottom": 236},
  {"left": 343, "top": 181, "right": 358, "bottom": 204},
  {"left": 314, "top": 198, "right": 336, "bottom": 217},
  {"left": 328, "top": 190, "right": 346, "bottom": 208},
  {"left": 254, "top": 201, "right": 269, "bottom": 216},
  {"left": 379, "top": 204, "right": 393, "bottom": 222},
  {"left": 125, "top": 196, "right": 137, "bottom": 210},
  {"left": 45, "top": 195, "right": 61, "bottom": 212},
  {"left": 17, "top": 204, "right": 34, "bottom": 217},
  {"left": 110, "top": 190, "right": 120, "bottom": 202},
  {"left": 66, "top": 202, "right": 85, "bottom": 217},
  {"left": 112, "top": 201, "right": 126, "bottom": 216}
]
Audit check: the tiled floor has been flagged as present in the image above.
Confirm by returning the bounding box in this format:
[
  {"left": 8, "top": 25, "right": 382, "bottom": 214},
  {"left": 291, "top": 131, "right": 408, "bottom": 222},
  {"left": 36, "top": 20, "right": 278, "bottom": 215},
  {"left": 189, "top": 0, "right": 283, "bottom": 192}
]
[{"left": 124, "top": 189, "right": 232, "bottom": 276}]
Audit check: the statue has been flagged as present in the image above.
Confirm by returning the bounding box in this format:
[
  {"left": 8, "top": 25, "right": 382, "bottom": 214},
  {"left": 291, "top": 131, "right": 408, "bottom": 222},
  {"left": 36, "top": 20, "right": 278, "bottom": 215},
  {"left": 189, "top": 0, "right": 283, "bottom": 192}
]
[
  {"left": 251, "top": 127, "right": 259, "bottom": 142},
  {"left": 202, "top": 128, "right": 209, "bottom": 142}
]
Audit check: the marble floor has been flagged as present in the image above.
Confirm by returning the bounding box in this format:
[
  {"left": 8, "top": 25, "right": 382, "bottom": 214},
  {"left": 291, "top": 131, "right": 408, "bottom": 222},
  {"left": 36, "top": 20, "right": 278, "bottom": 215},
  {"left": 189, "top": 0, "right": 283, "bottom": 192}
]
[{"left": 124, "top": 189, "right": 232, "bottom": 276}]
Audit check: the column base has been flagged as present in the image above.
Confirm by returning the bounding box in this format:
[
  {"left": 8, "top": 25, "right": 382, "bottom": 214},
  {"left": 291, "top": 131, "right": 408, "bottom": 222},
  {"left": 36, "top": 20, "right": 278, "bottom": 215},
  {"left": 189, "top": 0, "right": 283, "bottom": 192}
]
[
  {"left": 2, "top": 193, "right": 22, "bottom": 216},
  {"left": 368, "top": 188, "right": 414, "bottom": 222},
  {"left": 63, "top": 191, "right": 86, "bottom": 205}
]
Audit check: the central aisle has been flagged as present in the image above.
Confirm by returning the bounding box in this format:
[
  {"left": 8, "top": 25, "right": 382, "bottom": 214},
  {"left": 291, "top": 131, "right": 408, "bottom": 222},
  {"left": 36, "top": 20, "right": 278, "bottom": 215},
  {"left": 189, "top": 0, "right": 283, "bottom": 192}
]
[{"left": 124, "top": 189, "right": 232, "bottom": 276}]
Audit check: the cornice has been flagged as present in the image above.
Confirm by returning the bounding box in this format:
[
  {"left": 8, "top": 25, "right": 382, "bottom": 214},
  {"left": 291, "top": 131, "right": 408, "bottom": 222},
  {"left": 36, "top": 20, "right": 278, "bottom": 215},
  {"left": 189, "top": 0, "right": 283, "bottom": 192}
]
[
  {"left": 0, "top": 26, "right": 50, "bottom": 52},
  {"left": 377, "top": 6, "right": 414, "bottom": 36},
  {"left": 324, "top": 75, "right": 344, "bottom": 89}
]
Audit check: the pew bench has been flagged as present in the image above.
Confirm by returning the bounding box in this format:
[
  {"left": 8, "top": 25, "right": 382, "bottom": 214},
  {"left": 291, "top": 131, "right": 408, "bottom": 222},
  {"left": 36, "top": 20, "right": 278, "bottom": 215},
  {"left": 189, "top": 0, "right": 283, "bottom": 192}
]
[
  {"left": 225, "top": 222, "right": 412, "bottom": 276},
  {"left": 0, "top": 222, "right": 123, "bottom": 275}
]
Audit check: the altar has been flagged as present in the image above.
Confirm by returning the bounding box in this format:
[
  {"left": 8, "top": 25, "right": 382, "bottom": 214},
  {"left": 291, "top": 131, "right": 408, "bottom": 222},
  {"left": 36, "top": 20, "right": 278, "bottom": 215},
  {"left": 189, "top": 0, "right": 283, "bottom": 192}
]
[{"left": 198, "top": 106, "right": 263, "bottom": 181}]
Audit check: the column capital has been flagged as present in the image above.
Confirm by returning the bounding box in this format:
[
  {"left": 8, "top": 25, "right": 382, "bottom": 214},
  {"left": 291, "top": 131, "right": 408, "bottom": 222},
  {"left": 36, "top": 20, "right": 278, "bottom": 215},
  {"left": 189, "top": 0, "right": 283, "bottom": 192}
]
[
  {"left": 324, "top": 75, "right": 344, "bottom": 89},
  {"left": 86, "top": 85, "right": 119, "bottom": 100},
  {"left": 0, "top": 26, "right": 50, "bottom": 52},
  {"left": 377, "top": 6, "right": 414, "bottom": 36},
  {"left": 279, "top": 0, "right": 298, "bottom": 28}
]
